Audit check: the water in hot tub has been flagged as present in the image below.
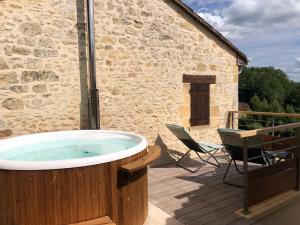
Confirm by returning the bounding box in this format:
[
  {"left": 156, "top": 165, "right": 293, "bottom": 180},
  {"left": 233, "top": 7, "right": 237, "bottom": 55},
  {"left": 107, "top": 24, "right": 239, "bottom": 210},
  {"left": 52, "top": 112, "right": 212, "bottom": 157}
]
[{"left": 0, "top": 139, "right": 136, "bottom": 161}]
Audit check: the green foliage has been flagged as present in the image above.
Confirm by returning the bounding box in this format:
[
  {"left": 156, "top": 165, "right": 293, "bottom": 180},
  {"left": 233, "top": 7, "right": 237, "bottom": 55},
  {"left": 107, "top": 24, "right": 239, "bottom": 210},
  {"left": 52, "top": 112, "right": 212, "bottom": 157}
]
[
  {"left": 269, "top": 100, "right": 283, "bottom": 113},
  {"left": 239, "top": 67, "right": 290, "bottom": 105},
  {"left": 239, "top": 67, "right": 300, "bottom": 131},
  {"left": 286, "top": 104, "right": 296, "bottom": 113},
  {"left": 239, "top": 67, "right": 300, "bottom": 112},
  {"left": 286, "top": 82, "right": 300, "bottom": 111}
]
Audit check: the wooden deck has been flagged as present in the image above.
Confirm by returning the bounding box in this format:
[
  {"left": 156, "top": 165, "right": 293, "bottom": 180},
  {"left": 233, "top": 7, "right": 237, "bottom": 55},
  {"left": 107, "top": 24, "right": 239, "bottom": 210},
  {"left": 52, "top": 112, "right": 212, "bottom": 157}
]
[{"left": 148, "top": 156, "right": 262, "bottom": 225}]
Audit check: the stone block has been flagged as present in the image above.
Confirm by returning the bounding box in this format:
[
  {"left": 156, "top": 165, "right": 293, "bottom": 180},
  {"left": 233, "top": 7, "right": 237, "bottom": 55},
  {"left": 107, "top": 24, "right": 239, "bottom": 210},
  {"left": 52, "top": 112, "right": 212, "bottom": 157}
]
[
  {"left": 125, "top": 27, "right": 137, "bottom": 35},
  {"left": 21, "top": 70, "right": 59, "bottom": 83},
  {"left": 180, "top": 105, "right": 190, "bottom": 118},
  {"left": 21, "top": 71, "right": 38, "bottom": 82},
  {"left": 0, "top": 57, "right": 9, "bottom": 70},
  {"left": 233, "top": 72, "right": 238, "bottom": 83},
  {"left": 100, "top": 36, "right": 115, "bottom": 44},
  {"left": 17, "top": 36, "right": 36, "bottom": 46},
  {"left": 34, "top": 49, "right": 58, "bottom": 58},
  {"left": 2, "top": 98, "right": 24, "bottom": 110},
  {"left": 198, "top": 34, "right": 205, "bottom": 42},
  {"left": 0, "top": 72, "right": 18, "bottom": 85},
  {"left": 183, "top": 83, "right": 190, "bottom": 95},
  {"left": 12, "top": 46, "right": 31, "bottom": 55},
  {"left": 0, "top": 120, "right": 5, "bottom": 129},
  {"left": 210, "top": 65, "right": 217, "bottom": 71},
  {"left": 182, "top": 119, "right": 190, "bottom": 128},
  {"left": 183, "top": 94, "right": 190, "bottom": 106},
  {"left": 10, "top": 85, "right": 28, "bottom": 93},
  {"left": 26, "top": 58, "right": 41, "bottom": 69},
  {"left": 19, "top": 22, "right": 42, "bottom": 36},
  {"left": 209, "top": 117, "right": 218, "bottom": 128},
  {"left": 38, "top": 37, "right": 55, "bottom": 49},
  {"left": 32, "top": 84, "right": 47, "bottom": 93},
  {"left": 180, "top": 22, "right": 194, "bottom": 31},
  {"left": 211, "top": 105, "right": 220, "bottom": 117},
  {"left": 197, "top": 63, "right": 207, "bottom": 72}
]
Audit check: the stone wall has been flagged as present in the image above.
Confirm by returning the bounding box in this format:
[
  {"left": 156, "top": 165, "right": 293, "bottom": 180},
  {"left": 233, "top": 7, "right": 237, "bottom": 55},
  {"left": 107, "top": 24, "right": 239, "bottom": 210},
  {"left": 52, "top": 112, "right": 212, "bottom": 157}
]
[
  {"left": 94, "top": 0, "right": 239, "bottom": 164},
  {"left": 0, "top": 0, "right": 87, "bottom": 136},
  {"left": 0, "top": 0, "right": 240, "bottom": 165}
]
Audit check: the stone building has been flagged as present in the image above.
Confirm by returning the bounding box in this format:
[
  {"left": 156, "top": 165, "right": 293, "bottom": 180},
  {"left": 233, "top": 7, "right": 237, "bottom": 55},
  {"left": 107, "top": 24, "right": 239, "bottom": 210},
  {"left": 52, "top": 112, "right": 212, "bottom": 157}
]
[{"left": 0, "top": 0, "right": 247, "bottom": 164}]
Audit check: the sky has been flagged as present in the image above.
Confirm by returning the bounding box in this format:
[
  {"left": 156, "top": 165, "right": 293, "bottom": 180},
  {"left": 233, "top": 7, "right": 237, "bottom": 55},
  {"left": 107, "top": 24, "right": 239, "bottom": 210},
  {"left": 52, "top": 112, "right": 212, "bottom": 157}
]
[{"left": 182, "top": 0, "right": 300, "bottom": 82}]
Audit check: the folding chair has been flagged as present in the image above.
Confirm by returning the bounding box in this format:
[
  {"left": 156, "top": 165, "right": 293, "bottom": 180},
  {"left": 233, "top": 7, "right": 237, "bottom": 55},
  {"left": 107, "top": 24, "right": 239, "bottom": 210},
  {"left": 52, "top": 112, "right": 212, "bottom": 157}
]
[
  {"left": 218, "top": 128, "right": 289, "bottom": 188},
  {"left": 166, "top": 124, "right": 222, "bottom": 173}
]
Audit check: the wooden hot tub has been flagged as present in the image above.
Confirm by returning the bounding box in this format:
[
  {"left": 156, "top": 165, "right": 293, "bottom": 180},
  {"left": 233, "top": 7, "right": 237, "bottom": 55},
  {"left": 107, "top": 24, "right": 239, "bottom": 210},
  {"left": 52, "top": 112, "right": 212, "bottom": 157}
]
[{"left": 0, "top": 130, "right": 161, "bottom": 225}]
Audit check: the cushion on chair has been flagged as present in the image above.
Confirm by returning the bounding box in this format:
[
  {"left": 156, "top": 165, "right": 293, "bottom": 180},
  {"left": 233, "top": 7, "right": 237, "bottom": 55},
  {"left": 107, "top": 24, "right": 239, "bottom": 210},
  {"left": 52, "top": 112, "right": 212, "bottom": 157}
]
[
  {"left": 166, "top": 124, "right": 193, "bottom": 141},
  {"left": 266, "top": 151, "right": 290, "bottom": 159},
  {"left": 198, "top": 141, "right": 224, "bottom": 150},
  {"left": 166, "top": 124, "right": 223, "bottom": 154}
]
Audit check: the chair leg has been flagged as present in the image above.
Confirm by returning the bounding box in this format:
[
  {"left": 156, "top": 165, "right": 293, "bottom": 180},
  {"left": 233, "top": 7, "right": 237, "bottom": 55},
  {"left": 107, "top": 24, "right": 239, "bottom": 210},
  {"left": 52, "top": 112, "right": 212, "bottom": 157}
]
[
  {"left": 176, "top": 150, "right": 191, "bottom": 165},
  {"left": 197, "top": 150, "right": 221, "bottom": 169},
  {"left": 221, "top": 148, "right": 231, "bottom": 162},
  {"left": 176, "top": 149, "right": 221, "bottom": 173},
  {"left": 233, "top": 160, "right": 243, "bottom": 174},
  {"left": 196, "top": 150, "right": 221, "bottom": 168},
  {"left": 223, "top": 159, "right": 243, "bottom": 188},
  {"left": 176, "top": 150, "right": 205, "bottom": 173}
]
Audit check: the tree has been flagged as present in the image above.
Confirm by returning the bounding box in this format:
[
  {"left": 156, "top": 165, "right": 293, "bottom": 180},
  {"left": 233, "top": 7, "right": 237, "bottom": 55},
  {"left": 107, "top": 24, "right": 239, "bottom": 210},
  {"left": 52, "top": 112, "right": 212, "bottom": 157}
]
[
  {"left": 285, "top": 82, "right": 300, "bottom": 111},
  {"left": 239, "top": 67, "right": 290, "bottom": 106},
  {"left": 239, "top": 67, "right": 300, "bottom": 113},
  {"left": 239, "top": 67, "right": 300, "bottom": 130},
  {"left": 269, "top": 100, "right": 282, "bottom": 113}
]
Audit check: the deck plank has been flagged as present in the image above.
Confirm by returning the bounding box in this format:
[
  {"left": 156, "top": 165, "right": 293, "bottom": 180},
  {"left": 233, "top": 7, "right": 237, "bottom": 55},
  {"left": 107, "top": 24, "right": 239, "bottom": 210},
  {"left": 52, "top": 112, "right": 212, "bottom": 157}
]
[{"left": 148, "top": 157, "right": 254, "bottom": 225}]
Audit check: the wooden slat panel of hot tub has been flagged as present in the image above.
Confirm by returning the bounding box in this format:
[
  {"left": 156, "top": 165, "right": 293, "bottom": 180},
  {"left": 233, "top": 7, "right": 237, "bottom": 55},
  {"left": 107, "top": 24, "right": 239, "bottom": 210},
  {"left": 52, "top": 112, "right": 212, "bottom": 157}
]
[
  {"left": 68, "top": 216, "right": 116, "bottom": 225},
  {"left": 0, "top": 150, "right": 147, "bottom": 225}
]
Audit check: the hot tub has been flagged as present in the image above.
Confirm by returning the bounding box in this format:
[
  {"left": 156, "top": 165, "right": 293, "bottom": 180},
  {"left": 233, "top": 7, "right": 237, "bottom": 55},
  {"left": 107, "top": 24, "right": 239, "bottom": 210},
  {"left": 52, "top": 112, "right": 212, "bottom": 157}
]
[{"left": 0, "top": 130, "right": 160, "bottom": 225}]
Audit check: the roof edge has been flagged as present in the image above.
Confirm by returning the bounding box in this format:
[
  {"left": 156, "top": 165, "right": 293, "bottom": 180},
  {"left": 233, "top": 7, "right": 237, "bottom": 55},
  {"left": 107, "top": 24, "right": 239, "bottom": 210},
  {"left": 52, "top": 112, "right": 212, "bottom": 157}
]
[{"left": 170, "top": 0, "right": 248, "bottom": 64}]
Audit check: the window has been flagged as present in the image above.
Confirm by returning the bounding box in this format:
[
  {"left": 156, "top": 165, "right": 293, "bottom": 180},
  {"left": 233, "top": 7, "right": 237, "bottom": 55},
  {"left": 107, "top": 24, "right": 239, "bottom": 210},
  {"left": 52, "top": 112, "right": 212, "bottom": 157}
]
[
  {"left": 190, "top": 83, "right": 210, "bottom": 126},
  {"left": 183, "top": 74, "right": 216, "bottom": 127}
]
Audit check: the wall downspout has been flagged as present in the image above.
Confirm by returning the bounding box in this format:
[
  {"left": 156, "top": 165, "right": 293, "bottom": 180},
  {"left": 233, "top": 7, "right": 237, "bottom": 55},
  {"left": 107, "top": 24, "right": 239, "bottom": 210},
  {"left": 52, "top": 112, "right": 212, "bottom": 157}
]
[{"left": 87, "top": 0, "right": 100, "bottom": 129}]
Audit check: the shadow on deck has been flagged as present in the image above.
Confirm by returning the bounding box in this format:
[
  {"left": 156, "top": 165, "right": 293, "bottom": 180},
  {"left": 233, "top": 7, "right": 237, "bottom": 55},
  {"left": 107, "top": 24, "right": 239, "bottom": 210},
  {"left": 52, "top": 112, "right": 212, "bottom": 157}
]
[{"left": 148, "top": 156, "right": 261, "bottom": 225}]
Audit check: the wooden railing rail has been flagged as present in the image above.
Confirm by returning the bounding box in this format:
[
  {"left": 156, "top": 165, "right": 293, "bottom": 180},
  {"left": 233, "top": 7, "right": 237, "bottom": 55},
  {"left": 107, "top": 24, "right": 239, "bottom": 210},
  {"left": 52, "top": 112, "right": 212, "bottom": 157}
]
[
  {"left": 229, "top": 110, "right": 300, "bottom": 118},
  {"left": 235, "top": 122, "right": 300, "bottom": 138},
  {"left": 227, "top": 111, "right": 300, "bottom": 133}
]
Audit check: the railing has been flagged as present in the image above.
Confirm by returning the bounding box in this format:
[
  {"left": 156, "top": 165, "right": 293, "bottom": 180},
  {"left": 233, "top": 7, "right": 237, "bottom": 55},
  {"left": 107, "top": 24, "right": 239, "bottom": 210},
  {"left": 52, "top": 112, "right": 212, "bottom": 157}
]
[
  {"left": 224, "top": 111, "right": 300, "bottom": 214},
  {"left": 227, "top": 111, "right": 300, "bottom": 131}
]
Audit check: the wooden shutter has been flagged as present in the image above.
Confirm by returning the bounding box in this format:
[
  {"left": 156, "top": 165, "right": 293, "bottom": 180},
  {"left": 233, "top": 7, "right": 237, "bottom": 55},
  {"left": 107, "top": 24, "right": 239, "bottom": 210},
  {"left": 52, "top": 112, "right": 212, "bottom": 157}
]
[{"left": 190, "top": 83, "right": 210, "bottom": 126}]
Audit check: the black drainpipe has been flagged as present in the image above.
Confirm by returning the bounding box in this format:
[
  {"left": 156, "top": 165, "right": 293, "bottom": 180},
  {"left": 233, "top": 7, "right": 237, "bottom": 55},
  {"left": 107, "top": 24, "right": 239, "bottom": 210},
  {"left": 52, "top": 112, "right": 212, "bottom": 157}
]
[{"left": 87, "top": 0, "right": 100, "bottom": 129}]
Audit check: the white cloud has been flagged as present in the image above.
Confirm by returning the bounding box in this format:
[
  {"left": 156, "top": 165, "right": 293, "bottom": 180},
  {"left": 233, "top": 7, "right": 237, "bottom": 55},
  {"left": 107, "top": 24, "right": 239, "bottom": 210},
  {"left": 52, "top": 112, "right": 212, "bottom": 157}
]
[
  {"left": 295, "top": 57, "right": 300, "bottom": 65},
  {"left": 198, "top": 0, "right": 300, "bottom": 40},
  {"left": 184, "top": 0, "right": 229, "bottom": 7},
  {"left": 198, "top": 12, "right": 246, "bottom": 40},
  {"left": 192, "top": 0, "right": 300, "bottom": 81}
]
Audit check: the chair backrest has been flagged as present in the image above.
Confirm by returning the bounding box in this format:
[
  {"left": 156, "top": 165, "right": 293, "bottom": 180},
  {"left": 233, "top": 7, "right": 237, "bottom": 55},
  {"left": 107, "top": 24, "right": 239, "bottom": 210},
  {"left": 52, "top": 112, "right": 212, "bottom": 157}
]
[
  {"left": 217, "top": 128, "right": 267, "bottom": 165},
  {"left": 166, "top": 124, "right": 205, "bottom": 153}
]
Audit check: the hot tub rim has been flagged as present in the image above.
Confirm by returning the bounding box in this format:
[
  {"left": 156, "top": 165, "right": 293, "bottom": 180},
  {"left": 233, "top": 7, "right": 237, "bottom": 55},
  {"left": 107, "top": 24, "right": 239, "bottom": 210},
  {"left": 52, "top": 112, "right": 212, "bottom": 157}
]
[{"left": 0, "top": 130, "right": 148, "bottom": 171}]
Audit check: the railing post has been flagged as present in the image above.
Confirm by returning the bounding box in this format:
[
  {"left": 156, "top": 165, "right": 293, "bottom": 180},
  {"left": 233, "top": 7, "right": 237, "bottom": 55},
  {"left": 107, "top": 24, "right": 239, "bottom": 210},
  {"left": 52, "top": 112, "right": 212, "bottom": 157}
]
[
  {"left": 242, "top": 138, "right": 250, "bottom": 214},
  {"left": 226, "top": 111, "right": 233, "bottom": 129},
  {"left": 296, "top": 128, "right": 300, "bottom": 191},
  {"left": 272, "top": 116, "right": 275, "bottom": 136},
  {"left": 232, "top": 112, "right": 235, "bottom": 129}
]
